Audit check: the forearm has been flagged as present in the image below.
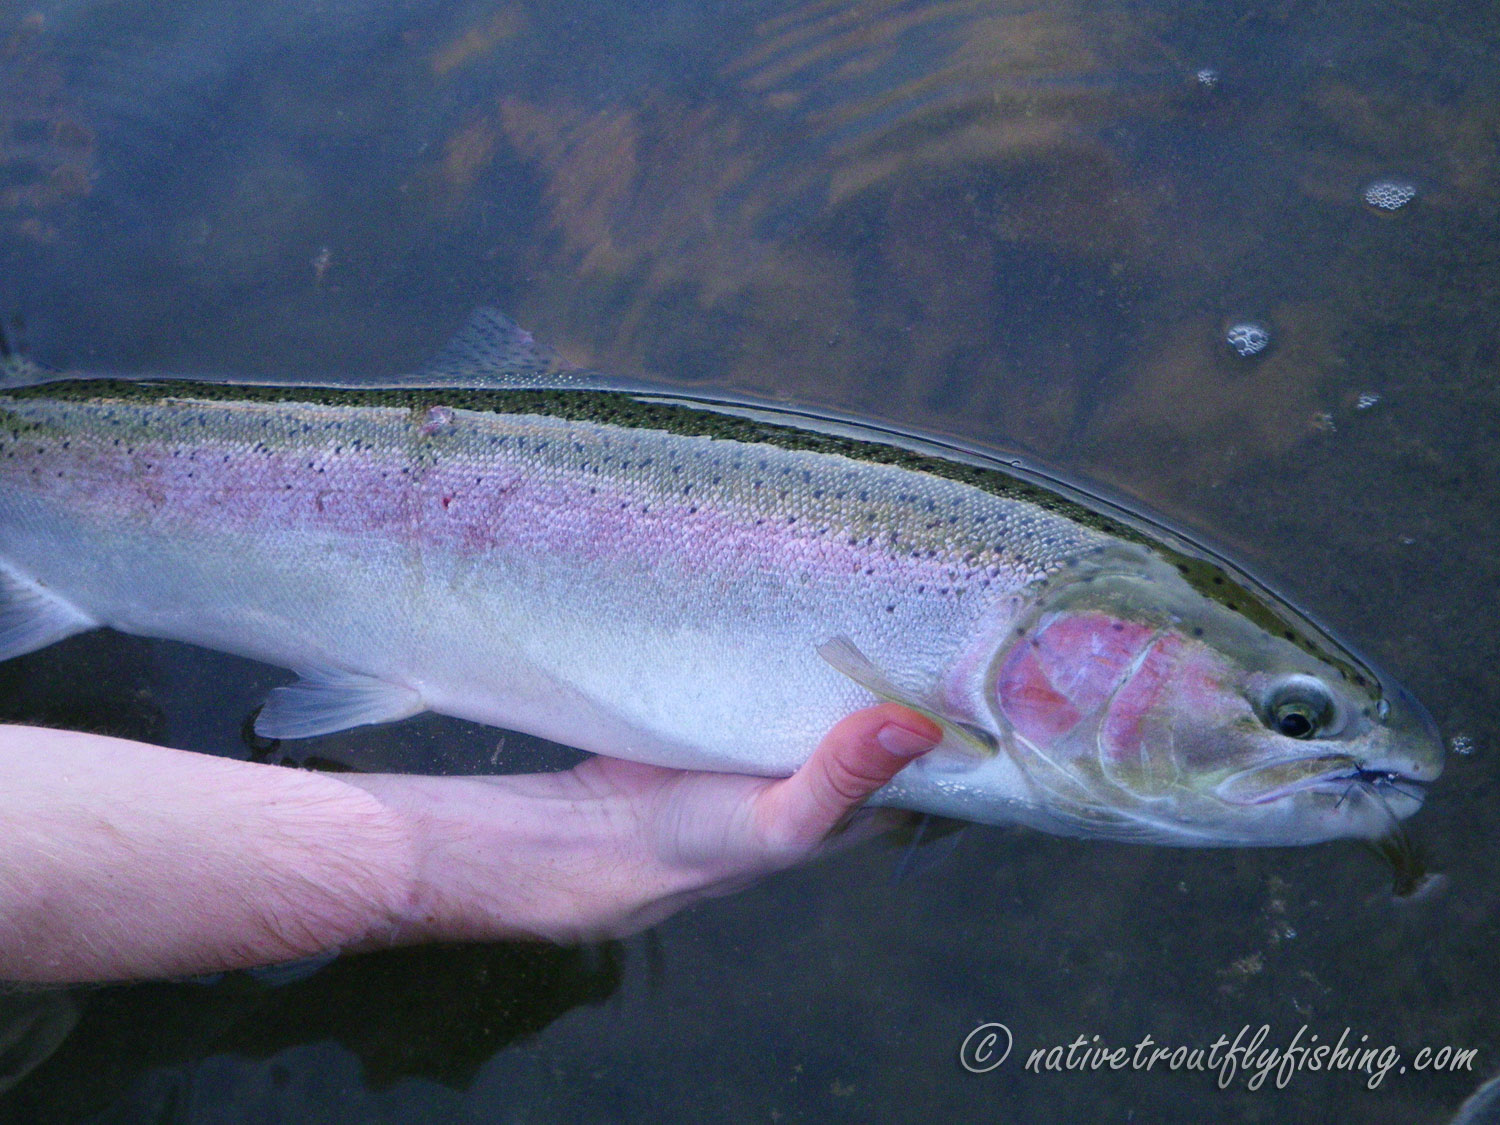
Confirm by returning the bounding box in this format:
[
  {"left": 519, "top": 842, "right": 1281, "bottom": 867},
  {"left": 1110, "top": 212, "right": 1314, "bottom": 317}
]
[
  {"left": 0, "top": 704, "right": 937, "bottom": 983},
  {"left": 0, "top": 727, "right": 428, "bottom": 983},
  {"left": 0, "top": 727, "right": 713, "bottom": 983}
]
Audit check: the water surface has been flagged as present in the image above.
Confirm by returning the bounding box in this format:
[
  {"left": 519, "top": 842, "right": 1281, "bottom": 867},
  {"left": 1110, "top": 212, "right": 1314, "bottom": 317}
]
[{"left": 2, "top": 1, "right": 1499, "bottom": 1121}]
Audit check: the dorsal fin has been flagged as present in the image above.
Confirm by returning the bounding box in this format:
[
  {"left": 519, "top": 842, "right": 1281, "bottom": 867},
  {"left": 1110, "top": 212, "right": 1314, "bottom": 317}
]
[
  {"left": 0, "top": 317, "right": 57, "bottom": 388},
  {"left": 0, "top": 355, "right": 53, "bottom": 388},
  {"left": 408, "top": 307, "right": 596, "bottom": 388}
]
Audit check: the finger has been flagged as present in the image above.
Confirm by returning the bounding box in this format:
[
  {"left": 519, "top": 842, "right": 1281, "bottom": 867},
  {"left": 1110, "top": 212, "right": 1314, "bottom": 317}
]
[{"left": 754, "top": 703, "right": 942, "bottom": 853}]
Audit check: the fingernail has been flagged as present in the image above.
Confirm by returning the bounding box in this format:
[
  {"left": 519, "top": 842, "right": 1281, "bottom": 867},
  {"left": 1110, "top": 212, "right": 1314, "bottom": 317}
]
[{"left": 877, "top": 722, "right": 941, "bottom": 758}]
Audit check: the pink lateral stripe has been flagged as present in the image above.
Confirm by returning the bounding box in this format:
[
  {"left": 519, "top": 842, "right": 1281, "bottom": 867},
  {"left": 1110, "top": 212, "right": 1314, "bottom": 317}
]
[{"left": 11, "top": 434, "right": 976, "bottom": 591}]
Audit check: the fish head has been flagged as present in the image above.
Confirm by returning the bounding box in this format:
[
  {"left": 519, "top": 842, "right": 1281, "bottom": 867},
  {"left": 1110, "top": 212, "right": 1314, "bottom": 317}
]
[{"left": 982, "top": 554, "right": 1443, "bottom": 846}]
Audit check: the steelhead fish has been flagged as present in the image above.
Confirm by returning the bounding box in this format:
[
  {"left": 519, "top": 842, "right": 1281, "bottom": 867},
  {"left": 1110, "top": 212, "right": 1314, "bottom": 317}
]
[{"left": 0, "top": 311, "right": 1442, "bottom": 845}]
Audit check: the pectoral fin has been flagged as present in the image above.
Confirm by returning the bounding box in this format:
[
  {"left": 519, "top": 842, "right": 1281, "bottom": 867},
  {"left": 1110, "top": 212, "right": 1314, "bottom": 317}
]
[
  {"left": 817, "top": 635, "right": 996, "bottom": 758},
  {"left": 254, "top": 666, "right": 424, "bottom": 739},
  {"left": 0, "top": 563, "right": 96, "bottom": 662}
]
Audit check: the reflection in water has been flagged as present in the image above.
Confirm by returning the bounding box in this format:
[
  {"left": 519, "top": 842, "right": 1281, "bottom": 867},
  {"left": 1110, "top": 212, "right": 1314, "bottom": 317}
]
[
  {"left": 0, "top": 13, "right": 95, "bottom": 246},
  {"left": 408, "top": 0, "right": 1500, "bottom": 522},
  {"left": 0, "top": 993, "right": 78, "bottom": 1098},
  {"left": 424, "top": 0, "right": 1181, "bottom": 457},
  {"left": 428, "top": 7, "right": 525, "bottom": 79},
  {"left": 1089, "top": 300, "right": 1342, "bottom": 490},
  {"left": 6, "top": 942, "right": 622, "bottom": 1122}
]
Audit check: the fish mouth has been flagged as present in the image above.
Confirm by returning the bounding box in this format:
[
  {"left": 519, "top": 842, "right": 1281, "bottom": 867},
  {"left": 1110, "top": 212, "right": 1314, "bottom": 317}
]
[
  {"left": 1310, "top": 765, "right": 1429, "bottom": 809},
  {"left": 1378, "top": 681, "right": 1446, "bottom": 783},
  {"left": 1217, "top": 756, "right": 1429, "bottom": 809}
]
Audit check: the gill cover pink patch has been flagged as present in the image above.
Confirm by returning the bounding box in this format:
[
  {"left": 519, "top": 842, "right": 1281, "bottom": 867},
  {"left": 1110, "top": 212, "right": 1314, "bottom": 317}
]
[
  {"left": 995, "top": 613, "right": 1163, "bottom": 749},
  {"left": 1099, "top": 634, "right": 1183, "bottom": 767}
]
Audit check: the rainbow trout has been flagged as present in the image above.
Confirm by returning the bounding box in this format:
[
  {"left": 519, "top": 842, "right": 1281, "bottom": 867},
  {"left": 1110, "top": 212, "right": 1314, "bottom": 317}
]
[{"left": 0, "top": 311, "right": 1442, "bottom": 844}]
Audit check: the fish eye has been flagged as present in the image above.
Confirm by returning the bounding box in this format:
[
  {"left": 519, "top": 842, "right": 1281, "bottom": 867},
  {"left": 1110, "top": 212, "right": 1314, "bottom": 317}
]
[
  {"left": 1272, "top": 701, "right": 1317, "bottom": 739},
  {"left": 1265, "top": 679, "right": 1335, "bottom": 740}
]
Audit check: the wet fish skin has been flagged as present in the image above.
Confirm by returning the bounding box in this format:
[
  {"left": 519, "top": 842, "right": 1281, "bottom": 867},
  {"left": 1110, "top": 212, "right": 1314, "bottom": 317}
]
[
  {"left": 0, "top": 380, "right": 1074, "bottom": 771},
  {"left": 0, "top": 331, "right": 1443, "bottom": 845}
]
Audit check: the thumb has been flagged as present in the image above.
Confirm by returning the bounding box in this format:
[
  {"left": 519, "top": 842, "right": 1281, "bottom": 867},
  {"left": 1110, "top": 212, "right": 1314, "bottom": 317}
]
[{"left": 753, "top": 703, "right": 942, "bottom": 854}]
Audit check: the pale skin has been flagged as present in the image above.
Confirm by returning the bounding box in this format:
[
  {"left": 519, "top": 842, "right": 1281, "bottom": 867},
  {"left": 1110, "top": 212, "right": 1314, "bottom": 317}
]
[{"left": 0, "top": 704, "right": 941, "bottom": 984}]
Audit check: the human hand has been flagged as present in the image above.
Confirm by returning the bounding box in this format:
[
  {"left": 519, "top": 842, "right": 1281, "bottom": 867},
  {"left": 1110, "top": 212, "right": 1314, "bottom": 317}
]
[
  {"left": 0, "top": 706, "right": 940, "bottom": 982},
  {"left": 347, "top": 702, "right": 943, "bottom": 945}
]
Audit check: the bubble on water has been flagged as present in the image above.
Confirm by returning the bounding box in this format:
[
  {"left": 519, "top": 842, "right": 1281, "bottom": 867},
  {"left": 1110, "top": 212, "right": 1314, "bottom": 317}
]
[
  {"left": 1225, "top": 321, "right": 1271, "bottom": 357},
  {"left": 1355, "top": 390, "right": 1382, "bottom": 410},
  {"left": 1363, "top": 179, "right": 1417, "bottom": 213},
  {"left": 1449, "top": 732, "right": 1476, "bottom": 757},
  {"left": 1194, "top": 67, "right": 1220, "bottom": 90}
]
